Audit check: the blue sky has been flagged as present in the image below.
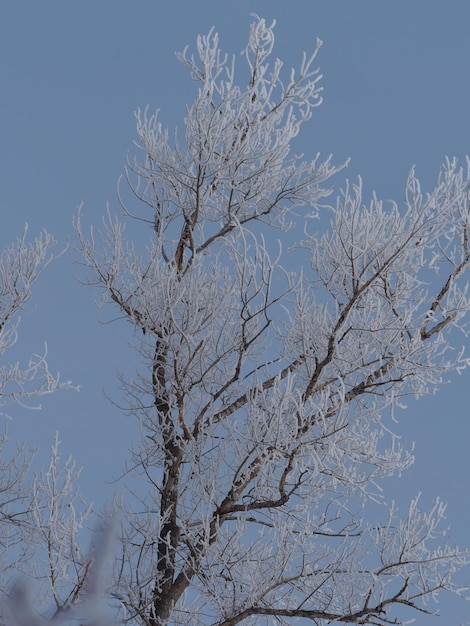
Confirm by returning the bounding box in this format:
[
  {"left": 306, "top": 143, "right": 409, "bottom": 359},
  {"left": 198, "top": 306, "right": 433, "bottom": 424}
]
[{"left": 2, "top": 2, "right": 470, "bottom": 623}]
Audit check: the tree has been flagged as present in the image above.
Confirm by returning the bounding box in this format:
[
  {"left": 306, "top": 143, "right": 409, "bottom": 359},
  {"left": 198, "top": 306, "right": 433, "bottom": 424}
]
[
  {"left": 0, "top": 226, "right": 73, "bottom": 548},
  {"left": 4, "top": 15, "right": 470, "bottom": 626},
  {"left": 0, "top": 229, "right": 86, "bottom": 624}
]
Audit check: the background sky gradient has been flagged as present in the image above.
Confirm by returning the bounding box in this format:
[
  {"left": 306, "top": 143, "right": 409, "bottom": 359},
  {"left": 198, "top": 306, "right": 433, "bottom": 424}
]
[{"left": 2, "top": 2, "right": 470, "bottom": 623}]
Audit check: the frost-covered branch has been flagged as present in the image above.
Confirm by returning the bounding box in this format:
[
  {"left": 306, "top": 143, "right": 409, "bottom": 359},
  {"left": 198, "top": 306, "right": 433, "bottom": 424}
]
[
  {"left": 0, "top": 435, "right": 100, "bottom": 625},
  {"left": 0, "top": 226, "right": 75, "bottom": 411}
]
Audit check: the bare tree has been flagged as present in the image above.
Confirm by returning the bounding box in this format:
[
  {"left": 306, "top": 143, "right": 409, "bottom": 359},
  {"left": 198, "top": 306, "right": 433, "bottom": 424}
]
[
  {"left": 0, "top": 226, "right": 73, "bottom": 551},
  {"left": 6, "top": 14, "right": 470, "bottom": 626},
  {"left": 0, "top": 229, "right": 87, "bottom": 624}
]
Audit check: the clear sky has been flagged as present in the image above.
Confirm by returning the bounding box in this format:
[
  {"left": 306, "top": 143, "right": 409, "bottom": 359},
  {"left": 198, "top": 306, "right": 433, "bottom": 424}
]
[{"left": 1, "top": 2, "right": 470, "bottom": 624}]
